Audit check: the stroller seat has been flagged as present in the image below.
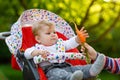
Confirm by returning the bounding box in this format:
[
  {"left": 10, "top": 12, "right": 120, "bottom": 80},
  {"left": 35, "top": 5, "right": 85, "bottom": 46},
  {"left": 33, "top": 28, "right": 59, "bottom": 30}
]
[{"left": 5, "top": 9, "right": 87, "bottom": 80}]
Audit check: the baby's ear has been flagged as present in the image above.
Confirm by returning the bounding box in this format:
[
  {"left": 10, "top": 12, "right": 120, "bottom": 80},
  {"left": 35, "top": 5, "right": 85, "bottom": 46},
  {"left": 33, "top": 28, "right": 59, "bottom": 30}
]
[{"left": 35, "top": 36, "right": 41, "bottom": 43}]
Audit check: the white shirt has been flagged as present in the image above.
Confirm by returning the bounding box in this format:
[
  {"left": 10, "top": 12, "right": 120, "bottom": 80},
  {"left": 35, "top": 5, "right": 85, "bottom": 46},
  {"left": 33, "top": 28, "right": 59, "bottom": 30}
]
[{"left": 24, "top": 36, "right": 79, "bottom": 63}]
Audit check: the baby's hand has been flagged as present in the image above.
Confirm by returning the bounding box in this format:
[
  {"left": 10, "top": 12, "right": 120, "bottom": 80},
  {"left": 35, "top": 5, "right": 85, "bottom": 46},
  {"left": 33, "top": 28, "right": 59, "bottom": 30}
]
[
  {"left": 39, "top": 50, "right": 50, "bottom": 58},
  {"left": 76, "top": 27, "right": 89, "bottom": 44}
]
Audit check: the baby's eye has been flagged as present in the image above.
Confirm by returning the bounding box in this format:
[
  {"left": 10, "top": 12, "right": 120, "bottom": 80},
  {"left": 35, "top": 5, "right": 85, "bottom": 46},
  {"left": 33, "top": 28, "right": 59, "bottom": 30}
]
[
  {"left": 53, "top": 31, "right": 56, "bottom": 34},
  {"left": 46, "top": 33, "right": 51, "bottom": 35}
]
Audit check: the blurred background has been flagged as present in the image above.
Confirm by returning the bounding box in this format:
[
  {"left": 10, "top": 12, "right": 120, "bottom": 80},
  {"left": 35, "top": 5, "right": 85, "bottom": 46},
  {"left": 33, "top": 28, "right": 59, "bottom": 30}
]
[{"left": 0, "top": 0, "right": 120, "bottom": 80}]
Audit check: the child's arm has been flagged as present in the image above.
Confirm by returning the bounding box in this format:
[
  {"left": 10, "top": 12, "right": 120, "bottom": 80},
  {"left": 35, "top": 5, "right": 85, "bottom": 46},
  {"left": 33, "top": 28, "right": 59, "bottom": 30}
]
[
  {"left": 33, "top": 52, "right": 86, "bottom": 64},
  {"left": 24, "top": 47, "right": 49, "bottom": 59},
  {"left": 81, "top": 43, "right": 98, "bottom": 60},
  {"left": 31, "top": 49, "right": 49, "bottom": 58},
  {"left": 104, "top": 57, "right": 120, "bottom": 74},
  {"left": 64, "top": 27, "right": 89, "bottom": 51},
  {"left": 83, "top": 43, "right": 120, "bottom": 74},
  {"left": 65, "top": 52, "right": 86, "bottom": 60}
]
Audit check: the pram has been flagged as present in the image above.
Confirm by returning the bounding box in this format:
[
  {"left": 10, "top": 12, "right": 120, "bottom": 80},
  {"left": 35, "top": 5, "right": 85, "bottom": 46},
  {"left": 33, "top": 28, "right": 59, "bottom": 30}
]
[{"left": 0, "top": 9, "right": 89, "bottom": 80}]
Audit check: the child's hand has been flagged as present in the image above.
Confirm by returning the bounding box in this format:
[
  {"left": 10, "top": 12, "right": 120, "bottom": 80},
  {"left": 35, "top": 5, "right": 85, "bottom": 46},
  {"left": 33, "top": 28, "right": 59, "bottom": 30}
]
[
  {"left": 39, "top": 50, "right": 50, "bottom": 58},
  {"left": 76, "top": 27, "right": 89, "bottom": 44},
  {"left": 81, "top": 43, "right": 97, "bottom": 60}
]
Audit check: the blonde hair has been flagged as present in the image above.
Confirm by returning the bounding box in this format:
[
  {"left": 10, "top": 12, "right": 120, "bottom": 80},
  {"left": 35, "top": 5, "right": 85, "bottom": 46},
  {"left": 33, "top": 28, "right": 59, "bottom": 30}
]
[{"left": 32, "top": 20, "right": 54, "bottom": 36}]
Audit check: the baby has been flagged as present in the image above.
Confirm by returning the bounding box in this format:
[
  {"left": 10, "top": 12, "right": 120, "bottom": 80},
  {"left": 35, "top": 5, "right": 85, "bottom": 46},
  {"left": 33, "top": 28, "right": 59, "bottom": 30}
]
[{"left": 24, "top": 20, "right": 105, "bottom": 80}]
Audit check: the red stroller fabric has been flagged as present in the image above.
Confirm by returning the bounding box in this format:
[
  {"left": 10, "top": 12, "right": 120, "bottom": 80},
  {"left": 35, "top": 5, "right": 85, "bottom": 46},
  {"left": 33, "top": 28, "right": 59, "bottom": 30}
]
[{"left": 11, "top": 26, "right": 87, "bottom": 80}]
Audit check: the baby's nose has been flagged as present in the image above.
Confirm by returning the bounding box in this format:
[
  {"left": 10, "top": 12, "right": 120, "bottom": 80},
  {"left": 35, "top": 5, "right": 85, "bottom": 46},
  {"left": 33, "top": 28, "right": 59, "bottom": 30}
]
[{"left": 51, "top": 33, "right": 56, "bottom": 37}]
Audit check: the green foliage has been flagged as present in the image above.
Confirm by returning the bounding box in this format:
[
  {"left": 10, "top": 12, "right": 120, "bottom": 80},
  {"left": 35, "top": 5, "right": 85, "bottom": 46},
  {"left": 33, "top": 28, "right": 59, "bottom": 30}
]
[
  {"left": 0, "top": 40, "right": 11, "bottom": 60},
  {"left": 0, "top": 0, "right": 120, "bottom": 62},
  {"left": 0, "top": 64, "right": 23, "bottom": 80}
]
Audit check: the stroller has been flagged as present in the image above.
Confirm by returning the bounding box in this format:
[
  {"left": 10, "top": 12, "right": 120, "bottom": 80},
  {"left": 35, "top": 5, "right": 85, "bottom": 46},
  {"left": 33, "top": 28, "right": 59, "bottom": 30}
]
[{"left": 0, "top": 9, "right": 88, "bottom": 80}]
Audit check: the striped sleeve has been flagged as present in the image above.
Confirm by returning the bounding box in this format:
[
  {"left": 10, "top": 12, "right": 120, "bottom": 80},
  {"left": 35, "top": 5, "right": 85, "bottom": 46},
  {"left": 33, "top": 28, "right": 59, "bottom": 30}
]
[{"left": 104, "top": 56, "right": 120, "bottom": 74}]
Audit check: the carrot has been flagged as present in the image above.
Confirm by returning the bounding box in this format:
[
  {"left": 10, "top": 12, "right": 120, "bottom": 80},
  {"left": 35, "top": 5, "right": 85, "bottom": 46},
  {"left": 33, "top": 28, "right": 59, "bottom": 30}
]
[
  {"left": 74, "top": 23, "right": 86, "bottom": 43},
  {"left": 74, "top": 22, "right": 91, "bottom": 64}
]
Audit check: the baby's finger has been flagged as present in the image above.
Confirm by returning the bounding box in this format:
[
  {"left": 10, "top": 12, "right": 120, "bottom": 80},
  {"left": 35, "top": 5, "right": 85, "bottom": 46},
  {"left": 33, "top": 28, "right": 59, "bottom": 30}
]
[
  {"left": 80, "top": 27, "right": 85, "bottom": 31},
  {"left": 84, "top": 29, "right": 87, "bottom": 32},
  {"left": 42, "top": 54, "right": 48, "bottom": 58}
]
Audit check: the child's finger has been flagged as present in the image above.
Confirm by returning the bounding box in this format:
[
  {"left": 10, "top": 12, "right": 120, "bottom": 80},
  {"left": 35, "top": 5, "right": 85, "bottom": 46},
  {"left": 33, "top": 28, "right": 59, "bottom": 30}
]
[
  {"left": 81, "top": 46, "right": 85, "bottom": 51},
  {"left": 81, "top": 52, "right": 87, "bottom": 56},
  {"left": 83, "top": 30, "right": 87, "bottom": 33},
  {"left": 83, "top": 43, "right": 88, "bottom": 49},
  {"left": 80, "top": 27, "right": 85, "bottom": 31}
]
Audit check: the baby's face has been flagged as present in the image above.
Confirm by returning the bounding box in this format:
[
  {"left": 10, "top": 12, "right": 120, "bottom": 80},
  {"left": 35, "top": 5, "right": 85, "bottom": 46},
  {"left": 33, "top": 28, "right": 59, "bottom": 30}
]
[{"left": 36, "top": 25, "right": 58, "bottom": 46}]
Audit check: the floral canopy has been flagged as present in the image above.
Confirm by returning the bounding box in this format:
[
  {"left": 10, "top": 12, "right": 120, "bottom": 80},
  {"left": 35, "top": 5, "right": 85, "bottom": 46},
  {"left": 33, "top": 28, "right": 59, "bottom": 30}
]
[{"left": 6, "top": 9, "right": 76, "bottom": 55}]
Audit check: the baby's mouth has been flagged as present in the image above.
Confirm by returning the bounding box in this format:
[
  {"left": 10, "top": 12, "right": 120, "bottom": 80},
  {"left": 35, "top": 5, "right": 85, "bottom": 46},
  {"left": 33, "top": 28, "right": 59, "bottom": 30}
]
[{"left": 51, "top": 38, "right": 56, "bottom": 40}]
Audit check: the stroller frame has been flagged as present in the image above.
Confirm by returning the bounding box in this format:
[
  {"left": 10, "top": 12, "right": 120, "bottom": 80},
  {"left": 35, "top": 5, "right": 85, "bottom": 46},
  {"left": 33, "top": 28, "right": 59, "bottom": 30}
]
[
  {"left": 17, "top": 50, "right": 40, "bottom": 80},
  {"left": 0, "top": 31, "right": 40, "bottom": 80}
]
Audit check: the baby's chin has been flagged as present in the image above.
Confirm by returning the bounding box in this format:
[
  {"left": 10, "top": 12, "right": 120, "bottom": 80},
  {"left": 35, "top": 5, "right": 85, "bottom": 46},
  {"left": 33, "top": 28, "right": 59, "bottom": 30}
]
[{"left": 45, "top": 41, "right": 57, "bottom": 46}]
